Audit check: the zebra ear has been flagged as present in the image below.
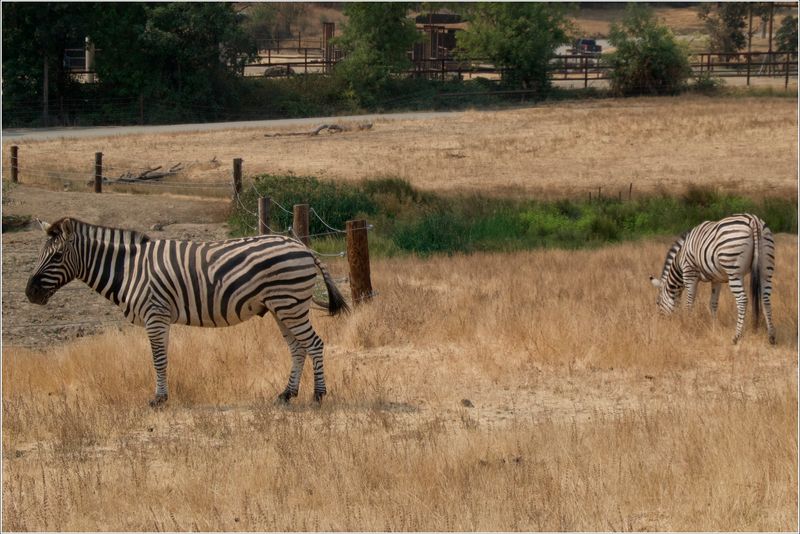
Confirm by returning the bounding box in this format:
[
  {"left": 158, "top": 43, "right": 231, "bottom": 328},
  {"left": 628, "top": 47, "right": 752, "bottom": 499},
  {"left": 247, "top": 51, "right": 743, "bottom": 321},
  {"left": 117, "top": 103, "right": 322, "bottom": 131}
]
[
  {"left": 34, "top": 217, "right": 51, "bottom": 233},
  {"left": 650, "top": 276, "right": 662, "bottom": 288},
  {"left": 60, "top": 218, "right": 74, "bottom": 235}
]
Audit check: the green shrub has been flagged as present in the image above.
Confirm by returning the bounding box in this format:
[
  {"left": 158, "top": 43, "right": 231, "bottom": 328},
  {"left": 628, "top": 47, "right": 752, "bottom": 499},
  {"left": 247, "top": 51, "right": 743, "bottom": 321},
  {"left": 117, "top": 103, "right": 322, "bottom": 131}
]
[
  {"left": 690, "top": 73, "right": 725, "bottom": 95},
  {"left": 607, "top": 4, "right": 692, "bottom": 96},
  {"left": 228, "top": 174, "right": 797, "bottom": 256}
]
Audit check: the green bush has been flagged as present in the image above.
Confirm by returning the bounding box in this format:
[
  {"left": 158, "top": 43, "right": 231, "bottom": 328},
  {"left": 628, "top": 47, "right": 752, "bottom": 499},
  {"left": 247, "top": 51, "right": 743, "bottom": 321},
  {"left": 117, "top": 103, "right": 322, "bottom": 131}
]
[
  {"left": 689, "top": 73, "right": 725, "bottom": 96},
  {"left": 229, "top": 175, "right": 797, "bottom": 256},
  {"left": 607, "top": 4, "right": 692, "bottom": 96}
]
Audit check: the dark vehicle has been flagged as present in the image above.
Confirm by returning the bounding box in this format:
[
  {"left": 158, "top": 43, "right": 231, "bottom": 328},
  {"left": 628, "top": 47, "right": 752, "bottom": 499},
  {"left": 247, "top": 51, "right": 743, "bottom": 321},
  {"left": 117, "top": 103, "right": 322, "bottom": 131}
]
[{"left": 572, "top": 38, "right": 602, "bottom": 55}]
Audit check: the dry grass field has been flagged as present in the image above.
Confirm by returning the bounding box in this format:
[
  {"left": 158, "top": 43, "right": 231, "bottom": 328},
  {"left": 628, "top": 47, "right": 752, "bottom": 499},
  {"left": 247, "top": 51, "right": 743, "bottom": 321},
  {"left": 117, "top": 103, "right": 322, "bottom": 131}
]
[
  {"left": 3, "top": 235, "right": 797, "bottom": 531},
  {"left": 5, "top": 96, "right": 797, "bottom": 200}
]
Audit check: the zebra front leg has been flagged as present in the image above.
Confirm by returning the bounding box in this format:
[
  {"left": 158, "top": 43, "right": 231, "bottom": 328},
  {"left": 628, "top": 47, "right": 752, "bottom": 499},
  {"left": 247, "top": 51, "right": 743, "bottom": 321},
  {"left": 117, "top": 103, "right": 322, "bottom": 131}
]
[
  {"left": 684, "top": 272, "right": 700, "bottom": 311},
  {"left": 274, "top": 316, "right": 306, "bottom": 403},
  {"left": 709, "top": 282, "right": 722, "bottom": 319},
  {"left": 145, "top": 317, "right": 171, "bottom": 407},
  {"left": 728, "top": 276, "right": 748, "bottom": 344}
]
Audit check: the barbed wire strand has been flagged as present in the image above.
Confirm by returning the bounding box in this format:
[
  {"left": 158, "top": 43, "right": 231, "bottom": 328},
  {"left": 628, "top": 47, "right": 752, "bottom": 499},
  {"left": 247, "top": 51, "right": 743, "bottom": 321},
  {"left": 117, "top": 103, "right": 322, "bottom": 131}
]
[{"left": 310, "top": 207, "right": 346, "bottom": 234}]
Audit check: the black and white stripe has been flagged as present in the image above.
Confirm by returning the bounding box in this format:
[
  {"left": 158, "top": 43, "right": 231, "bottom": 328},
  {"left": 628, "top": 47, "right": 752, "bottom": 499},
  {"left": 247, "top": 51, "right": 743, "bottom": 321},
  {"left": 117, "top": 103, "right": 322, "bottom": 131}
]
[
  {"left": 650, "top": 213, "right": 776, "bottom": 344},
  {"left": 26, "top": 217, "right": 349, "bottom": 406}
]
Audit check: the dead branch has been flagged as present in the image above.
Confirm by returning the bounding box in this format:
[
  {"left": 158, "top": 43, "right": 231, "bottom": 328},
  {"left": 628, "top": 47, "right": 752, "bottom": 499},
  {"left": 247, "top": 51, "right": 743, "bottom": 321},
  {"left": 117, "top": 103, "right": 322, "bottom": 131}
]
[{"left": 264, "top": 122, "right": 373, "bottom": 138}]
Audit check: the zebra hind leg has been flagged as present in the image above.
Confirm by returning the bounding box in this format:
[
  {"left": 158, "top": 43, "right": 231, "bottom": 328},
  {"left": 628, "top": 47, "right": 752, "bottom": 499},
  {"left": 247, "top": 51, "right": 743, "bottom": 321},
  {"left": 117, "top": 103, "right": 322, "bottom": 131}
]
[
  {"left": 276, "top": 311, "right": 327, "bottom": 403},
  {"left": 728, "top": 276, "right": 748, "bottom": 344},
  {"left": 761, "top": 269, "right": 777, "bottom": 345},
  {"left": 274, "top": 315, "right": 306, "bottom": 403},
  {"left": 709, "top": 283, "right": 721, "bottom": 319}
]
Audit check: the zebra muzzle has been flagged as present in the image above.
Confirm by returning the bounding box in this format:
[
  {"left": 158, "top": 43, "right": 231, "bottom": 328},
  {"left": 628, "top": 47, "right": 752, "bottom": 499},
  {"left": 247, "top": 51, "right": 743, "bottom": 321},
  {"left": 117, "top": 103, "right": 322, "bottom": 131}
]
[{"left": 25, "top": 279, "right": 51, "bottom": 305}]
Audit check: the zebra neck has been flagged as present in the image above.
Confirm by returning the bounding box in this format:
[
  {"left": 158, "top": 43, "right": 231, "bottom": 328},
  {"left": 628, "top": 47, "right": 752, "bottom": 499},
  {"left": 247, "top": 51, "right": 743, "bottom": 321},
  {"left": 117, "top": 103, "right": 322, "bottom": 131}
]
[
  {"left": 663, "top": 249, "right": 685, "bottom": 296},
  {"left": 75, "top": 224, "right": 143, "bottom": 306}
]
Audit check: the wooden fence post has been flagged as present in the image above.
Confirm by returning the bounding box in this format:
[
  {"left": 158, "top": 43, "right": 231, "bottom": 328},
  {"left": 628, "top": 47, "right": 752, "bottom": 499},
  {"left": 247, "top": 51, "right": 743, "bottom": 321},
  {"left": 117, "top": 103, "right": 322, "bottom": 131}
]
[
  {"left": 346, "top": 219, "right": 373, "bottom": 305},
  {"left": 232, "top": 158, "right": 242, "bottom": 200},
  {"left": 258, "top": 196, "right": 270, "bottom": 235},
  {"left": 628, "top": 182, "right": 633, "bottom": 201},
  {"left": 785, "top": 54, "right": 791, "bottom": 90},
  {"left": 10, "top": 145, "right": 18, "bottom": 184},
  {"left": 94, "top": 152, "right": 103, "bottom": 193},
  {"left": 293, "top": 203, "right": 310, "bottom": 246},
  {"left": 584, "top": 55, "right": 589, "bottom": 88}
]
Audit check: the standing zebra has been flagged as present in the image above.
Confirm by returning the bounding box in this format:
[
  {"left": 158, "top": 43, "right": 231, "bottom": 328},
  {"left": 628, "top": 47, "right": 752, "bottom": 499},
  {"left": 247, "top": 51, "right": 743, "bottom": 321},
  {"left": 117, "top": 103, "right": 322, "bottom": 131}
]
[
  {"left": 649, "top": 213, "right": 776, "bottom": 344},
  {"left": 26, "top": 217, "right": 350, "bottom": 406}
]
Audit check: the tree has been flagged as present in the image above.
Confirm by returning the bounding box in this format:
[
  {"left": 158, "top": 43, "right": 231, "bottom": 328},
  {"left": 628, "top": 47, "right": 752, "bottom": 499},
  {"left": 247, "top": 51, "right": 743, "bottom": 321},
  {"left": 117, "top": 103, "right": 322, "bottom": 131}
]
[
  {"left": 455, "top": 3, "right": 574, "bottom": 91},
  {"left": 88, "top": 3, "right": 256, "bottom": 115},
  {"left": 2, "top": 3, "right": 94, "bottom": 124},
  {"left": 698, "top": 3, "right": 773, "bottom": 53},
  {"left": 3, "top": 3, "right": 257, "bottom": 126},
  {"left": 607, "top": 4, "right": 691, "bottom": 96},
  {"left": 776, "top": 15, "right": 798, "bottom": 54},
  {"left": 333, "top": 3, "right": 420, "bottom": 105}
]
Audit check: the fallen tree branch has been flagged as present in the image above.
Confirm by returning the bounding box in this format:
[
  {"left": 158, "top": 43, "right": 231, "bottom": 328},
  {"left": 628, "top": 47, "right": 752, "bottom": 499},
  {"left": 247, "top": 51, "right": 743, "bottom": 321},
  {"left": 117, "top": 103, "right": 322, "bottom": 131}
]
[{"left": 264, "top": 122, "right": 373, "bottom": 138}]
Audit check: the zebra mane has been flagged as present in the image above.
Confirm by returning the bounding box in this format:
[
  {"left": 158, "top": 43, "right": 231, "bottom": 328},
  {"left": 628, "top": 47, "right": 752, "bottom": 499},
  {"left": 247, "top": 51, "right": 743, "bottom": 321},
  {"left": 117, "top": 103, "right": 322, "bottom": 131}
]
[
  {"left": 659, "top": 231, "right": 688, "bottom": 279},
  {"left": 51, "top": 217, "right": 151, "bottom": 244}
]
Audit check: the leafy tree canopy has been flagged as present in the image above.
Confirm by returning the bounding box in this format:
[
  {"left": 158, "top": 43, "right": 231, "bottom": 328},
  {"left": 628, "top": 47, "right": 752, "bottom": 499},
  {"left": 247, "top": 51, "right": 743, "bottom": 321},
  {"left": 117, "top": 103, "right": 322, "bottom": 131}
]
[
  {"left": 333, "top": 2, "right": 420, "bottom": 105},
  {"left": 776, "top": 15, "right": 798, "bottom": 54},
  {"left": 3, "top": 2, "right": 256, "bottom": 123},
  {"left": 698, "top": 2, "right": 773, "bottom": 53},
  {"left": 456, "top": 2, "right": 574, "bottom": 91}
]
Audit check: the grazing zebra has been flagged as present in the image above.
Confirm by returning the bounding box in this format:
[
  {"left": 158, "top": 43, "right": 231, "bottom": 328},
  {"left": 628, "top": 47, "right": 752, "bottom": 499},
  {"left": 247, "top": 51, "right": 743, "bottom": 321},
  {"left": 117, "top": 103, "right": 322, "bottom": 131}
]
[
  {"left": 26, "top": 217, "right": 349, "bottom": 406},
  {"left": 649, "top": 213, "right": 775, "bottom": 344}
]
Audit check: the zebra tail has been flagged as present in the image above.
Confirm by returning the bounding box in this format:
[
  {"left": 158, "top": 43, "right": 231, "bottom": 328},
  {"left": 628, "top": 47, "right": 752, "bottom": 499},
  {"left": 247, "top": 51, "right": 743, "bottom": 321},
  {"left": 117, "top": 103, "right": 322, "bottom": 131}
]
[
  {"left": 313, "top": 255, "right": 351, "bottom": 317},
  {"left": 750, "top": 218, "right": 762, "bottom": 330}
]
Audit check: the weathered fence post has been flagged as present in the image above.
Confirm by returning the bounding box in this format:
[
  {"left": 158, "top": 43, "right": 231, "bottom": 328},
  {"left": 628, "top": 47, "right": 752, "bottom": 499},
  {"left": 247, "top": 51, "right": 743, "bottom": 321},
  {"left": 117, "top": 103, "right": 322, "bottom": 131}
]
[
  {"left": 258, "top": 196, "right": 270, "bottom": 235},
  {"left": 293, "top": 203, "right": 310, "bottom": 246},
  {"left": 584, "top": 55, "right": 589, "bottom": 88},
  {"left": 94, "top": 152, "right": 103, "bottom": 193},
  {"left": 785, "top": 54, "right": 791, "bottom": 90},
  {"left": 10, "top": 145, "right": 18, "bottom": 184},
  {"left": 346, "top": 219, "right": 373, "bottom": 305},
  {"left": 232, "top": 158, "right": 242, "bottom": 200}
]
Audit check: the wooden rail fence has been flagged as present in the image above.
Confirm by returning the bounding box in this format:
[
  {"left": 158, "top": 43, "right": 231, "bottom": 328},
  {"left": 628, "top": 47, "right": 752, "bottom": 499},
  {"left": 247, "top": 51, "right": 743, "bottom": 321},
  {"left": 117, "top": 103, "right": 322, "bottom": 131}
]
[{"left": 244, "top": 51, "right": 798, "bottom": 89}]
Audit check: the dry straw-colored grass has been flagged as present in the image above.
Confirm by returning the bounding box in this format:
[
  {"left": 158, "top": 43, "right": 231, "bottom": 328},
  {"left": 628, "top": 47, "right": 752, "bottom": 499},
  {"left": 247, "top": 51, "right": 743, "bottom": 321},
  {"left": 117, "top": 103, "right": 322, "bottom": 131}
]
[
  {"left": 3, "top": 235, "right": 797, "bottom": 531},
  {"left": 6, "top": 96, "right": 797, "bottom": 200}
]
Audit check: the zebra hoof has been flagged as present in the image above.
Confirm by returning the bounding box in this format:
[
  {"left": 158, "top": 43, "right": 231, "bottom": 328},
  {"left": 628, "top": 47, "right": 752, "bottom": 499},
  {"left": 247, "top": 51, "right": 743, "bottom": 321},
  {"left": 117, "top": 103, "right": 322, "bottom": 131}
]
[
  {"left": 277, "top": 389, "right": 297, "bottom": 403},
  {"left": 149, "top": 394, "right": 168, "bottom": 408},
  {"left": 732, "top": 336, "right": 740, "bottom": 345},
  {"left": 313, "top": 390, "right": 326, "bottom": 403},
  {"left": 769, "top": 334, "right": 776, "bottom": 345}
]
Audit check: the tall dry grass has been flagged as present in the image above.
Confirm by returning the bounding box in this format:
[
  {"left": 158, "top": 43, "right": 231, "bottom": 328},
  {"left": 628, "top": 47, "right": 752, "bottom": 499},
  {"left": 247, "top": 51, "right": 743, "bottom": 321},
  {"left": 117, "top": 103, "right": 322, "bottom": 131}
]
[
  {"left": 3, "top": 235, "right": 797, "bottom": 530},
  {"left": 5, "top": 96, "right": 797, "bottom": 200}
]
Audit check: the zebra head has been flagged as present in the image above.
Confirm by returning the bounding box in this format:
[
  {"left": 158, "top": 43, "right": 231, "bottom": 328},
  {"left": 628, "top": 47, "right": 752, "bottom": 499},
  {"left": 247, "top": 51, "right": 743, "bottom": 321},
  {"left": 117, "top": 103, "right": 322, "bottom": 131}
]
[
  {"left": 26, "top": 218, "right": 79, "bottom": 305},
  {"left": 649, "top": 275, "right": 678, "bottom": 314}
]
